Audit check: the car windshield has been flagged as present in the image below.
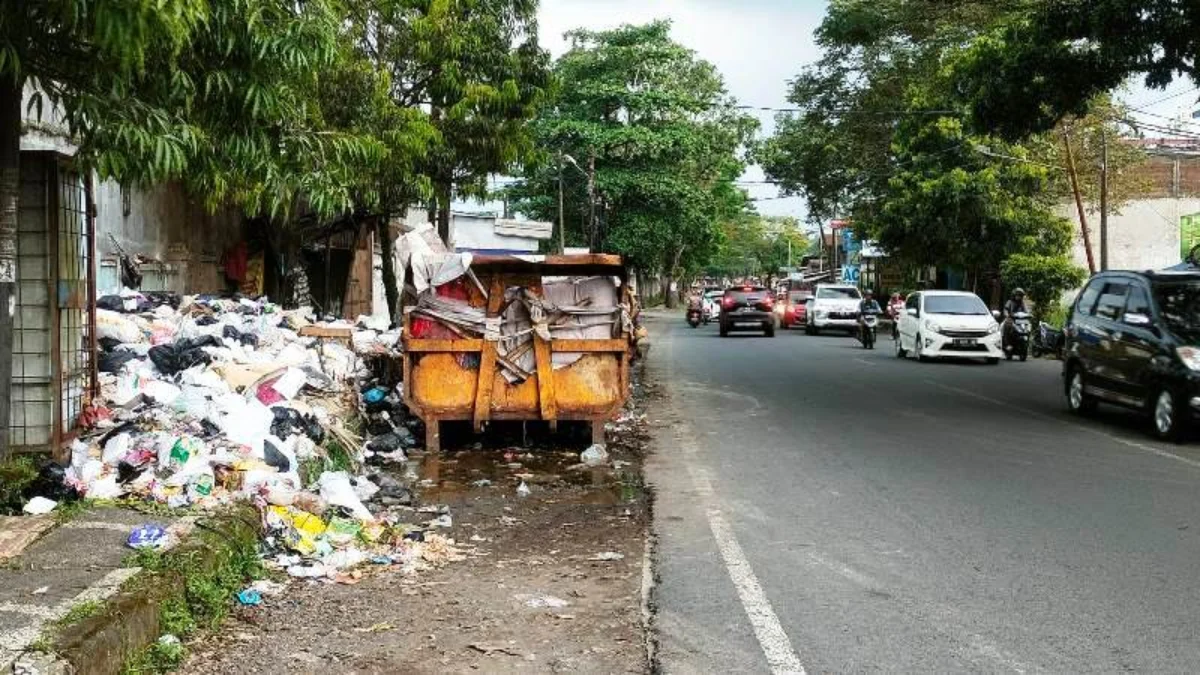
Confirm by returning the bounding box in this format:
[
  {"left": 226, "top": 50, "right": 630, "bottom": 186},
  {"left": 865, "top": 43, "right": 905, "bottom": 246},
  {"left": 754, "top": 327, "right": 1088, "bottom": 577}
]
[
  {"left": 924, "top": 295, "right": 989, "bottom": 315},
  {"left": 1154, "top": 282, "right": 1200, "bottom": 340},
  {"left": 726, "top": 288, "right": 767, "bottom": 302},
  {"left": 816, "top": 287, "right": 861, "bottom": 300}
]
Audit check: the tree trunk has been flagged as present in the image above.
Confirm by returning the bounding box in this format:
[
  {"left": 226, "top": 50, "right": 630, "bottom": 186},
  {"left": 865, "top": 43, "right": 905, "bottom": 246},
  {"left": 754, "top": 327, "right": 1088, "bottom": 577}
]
[
  {"left": 435, "top": 179, "right": 452, "bottom": 247},
  {"left": 376, "top": 215, "right": 400, "bottom": 327},
  {"left": 0, "top": 78, "right": 20, "bottom": 458}
]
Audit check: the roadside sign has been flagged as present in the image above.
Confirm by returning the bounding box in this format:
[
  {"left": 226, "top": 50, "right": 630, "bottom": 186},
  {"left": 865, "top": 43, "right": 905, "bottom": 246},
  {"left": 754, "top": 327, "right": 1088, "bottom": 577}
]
[{"left": 841, "top": 265, "right": 860, "bottom": 284}]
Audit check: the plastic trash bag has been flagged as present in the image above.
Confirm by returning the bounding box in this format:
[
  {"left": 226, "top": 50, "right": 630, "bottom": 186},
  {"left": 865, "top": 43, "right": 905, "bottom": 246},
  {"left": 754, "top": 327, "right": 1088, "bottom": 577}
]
[
  {"left": 318, "top": 471, "right": 374, "bottom": 522},
  {"left": 580, "top": 444, "right": 609, "bottom": 467}
]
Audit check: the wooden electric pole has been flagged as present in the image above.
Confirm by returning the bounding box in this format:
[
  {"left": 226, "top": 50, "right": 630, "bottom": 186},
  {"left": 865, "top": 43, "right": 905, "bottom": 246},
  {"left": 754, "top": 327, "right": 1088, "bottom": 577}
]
[{"left": 1063, "top": 132, "right": 1097, "bottom": 275}]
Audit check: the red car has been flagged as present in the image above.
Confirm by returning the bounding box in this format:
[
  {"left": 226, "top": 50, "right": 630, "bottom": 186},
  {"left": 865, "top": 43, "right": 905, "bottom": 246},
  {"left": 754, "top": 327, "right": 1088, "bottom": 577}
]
[{"left": 780, "top": 290, "right": 812, "bottom": 330}]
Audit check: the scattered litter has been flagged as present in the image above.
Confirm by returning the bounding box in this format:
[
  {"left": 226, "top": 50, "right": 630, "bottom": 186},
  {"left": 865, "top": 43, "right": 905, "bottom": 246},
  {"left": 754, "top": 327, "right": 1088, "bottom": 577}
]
[
  {"left": 354, "top": 622, "right": 395, "bottom": 634},
  {"left": 516, "top": 481, "right": 531, "bottom": 498},
  {"left": 127, "top": 524, "right": 169, "bottom": 549},
  {"left": 580, "top": 444, "right": 608, "bottom": 466},
  {"left": 514, "top": 593, "right": 570, "bottom": 609},
  {"left": 589, "top": 551, "right": 625, "bottom": 561},
  {"left": 430, "top": 514, "right": 453, "bottom": 529},
  {"left": 31, "top": 586, "right": 49, "bottom": 595},
  {"left": 471, "top": 479, "right": 493, "bottom": 488},
  {"left": 469, "top": 642, "right": 524, "bottom": 657},
  {"left": 158, "top": 634, "right": 181, "bottom": 647},
  {"left": 236, "top": 588, "right": 263, "bottom": 606},
  {"left": 22, "top": 497, "right": 57, "bottom": 515}
]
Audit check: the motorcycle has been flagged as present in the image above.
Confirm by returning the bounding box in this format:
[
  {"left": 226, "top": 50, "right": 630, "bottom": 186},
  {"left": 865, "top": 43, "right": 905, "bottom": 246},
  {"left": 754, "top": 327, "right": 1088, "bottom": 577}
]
[
  {"left": 1003, "top": 310, "right": 1032, "bottom": 361},
  {"left": 686, "top": 298, "right": 703, "bottom": 328},
  {"left": 859, "top": 309, "right": 880, "bottom": 350},
  {"left": 1032, "top": 321, "right": 1064, "bottom": 359}
]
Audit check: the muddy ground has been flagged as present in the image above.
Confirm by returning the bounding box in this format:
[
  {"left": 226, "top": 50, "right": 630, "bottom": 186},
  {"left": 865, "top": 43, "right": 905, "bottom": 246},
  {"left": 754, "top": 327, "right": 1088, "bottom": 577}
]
[{"left": 182, "top": 383, "right": 653, "bottom": 675}]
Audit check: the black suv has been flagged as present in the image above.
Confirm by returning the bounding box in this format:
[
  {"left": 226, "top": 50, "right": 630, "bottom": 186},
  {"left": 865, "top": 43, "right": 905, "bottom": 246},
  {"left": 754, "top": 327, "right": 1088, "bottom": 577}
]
[
  {"left": 719, "top": 286, "right": 775, "bottom": 338},
  {"left": 1063, "top": 269, "right": 1200, "bottom": 441}
]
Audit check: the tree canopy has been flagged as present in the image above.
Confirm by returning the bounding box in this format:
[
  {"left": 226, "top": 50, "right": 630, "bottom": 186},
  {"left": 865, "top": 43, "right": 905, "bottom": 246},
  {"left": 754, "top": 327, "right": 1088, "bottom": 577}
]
[{"left": 509, "top": 21, "right": 757, "bottom": 283}]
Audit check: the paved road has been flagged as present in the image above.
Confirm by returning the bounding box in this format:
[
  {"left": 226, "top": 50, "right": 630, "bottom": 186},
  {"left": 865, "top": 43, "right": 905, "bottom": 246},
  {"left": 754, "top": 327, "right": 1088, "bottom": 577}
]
[{"left": 645, "top": 312, "right": 1200, "bottom": 673}]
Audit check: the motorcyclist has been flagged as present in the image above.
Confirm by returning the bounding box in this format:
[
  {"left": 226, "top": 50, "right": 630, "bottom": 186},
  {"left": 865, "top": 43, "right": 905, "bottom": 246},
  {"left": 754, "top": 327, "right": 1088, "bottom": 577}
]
[
  {"left": 1002, "top": 288, "right": 1028, "bottom": 342},
  {"left": 859, "top": 289, "right": 882, "bottom": 342},
  {"left": 886, "top": 292, "right": 905, "bottom": 339}
]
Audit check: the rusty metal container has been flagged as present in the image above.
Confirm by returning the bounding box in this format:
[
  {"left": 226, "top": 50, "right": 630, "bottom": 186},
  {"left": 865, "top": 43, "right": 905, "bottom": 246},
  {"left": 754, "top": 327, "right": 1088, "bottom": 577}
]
[{"left": 402, "top": 254, "right": 633, "bottom": 452}]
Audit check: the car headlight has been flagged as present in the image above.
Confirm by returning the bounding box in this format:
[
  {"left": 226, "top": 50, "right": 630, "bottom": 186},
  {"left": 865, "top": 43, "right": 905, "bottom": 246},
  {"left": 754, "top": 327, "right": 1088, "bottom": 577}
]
[
  {"left": 815, "top": 309, "right": 827, "bottom": 318},
  {"left": 987, "top": 323, "right": 999, "bottom": 334},
  {"left": 924, "top": 319, "right": 941, "bottom": 334},
  {"left": 1177, "top": 346, "right": 1200, "bottom": 371}
]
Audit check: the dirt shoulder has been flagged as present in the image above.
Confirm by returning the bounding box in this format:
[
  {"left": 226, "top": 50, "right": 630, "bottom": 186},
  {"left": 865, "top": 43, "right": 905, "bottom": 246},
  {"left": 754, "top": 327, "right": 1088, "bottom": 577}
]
[{"left": 181, "top": 388, "right": 652, "bottom": 674}]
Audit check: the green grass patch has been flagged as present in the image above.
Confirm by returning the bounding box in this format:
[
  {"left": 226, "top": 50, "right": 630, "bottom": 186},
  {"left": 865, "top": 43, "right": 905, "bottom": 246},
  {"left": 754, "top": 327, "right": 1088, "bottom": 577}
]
[
  {"left": 117, "top": 507, "right": 264, "bottom": 673},
  {"left": 0, "top": 455, "right": 39, "bottom": 514}
]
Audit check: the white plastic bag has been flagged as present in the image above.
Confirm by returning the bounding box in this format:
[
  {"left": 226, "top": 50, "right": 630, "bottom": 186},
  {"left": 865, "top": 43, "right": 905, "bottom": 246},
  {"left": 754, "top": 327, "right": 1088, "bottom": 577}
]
[
  {"left": 318, "top": 471, "right": 374, "bottom": 522},
  {"left": 102, "top": 433, "right": 132, "bottom": 466},
  {"left": 580, "top": 444, "right": 609, "bottom": 467},
  {"left": 97, "top": 309, "right": 144, "bottom": 344}
]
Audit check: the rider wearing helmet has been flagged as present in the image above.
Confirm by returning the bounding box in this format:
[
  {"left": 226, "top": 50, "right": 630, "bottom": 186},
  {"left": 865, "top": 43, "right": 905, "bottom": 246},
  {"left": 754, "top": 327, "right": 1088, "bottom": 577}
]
[{"left": 1004, "top": 288, "right": 1027, "bottom": 319}]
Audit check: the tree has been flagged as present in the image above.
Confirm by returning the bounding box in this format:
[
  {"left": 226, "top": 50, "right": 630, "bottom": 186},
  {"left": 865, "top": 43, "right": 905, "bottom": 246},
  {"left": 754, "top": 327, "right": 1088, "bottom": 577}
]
[
  {"left": 0, "top": 0, "right": 380, "bottom": 455},
  {"left": 509, "top": 21, "right": 757, "bottom": 304},
  {"left": 1000, "top": 253, "right": 1087, "bottom": 324},
  {"left": 350, "top": 0, "right": 551, "bottom": 244},
  {"left": 952, "top": 2, "right": 1200, "bottom": 138}
]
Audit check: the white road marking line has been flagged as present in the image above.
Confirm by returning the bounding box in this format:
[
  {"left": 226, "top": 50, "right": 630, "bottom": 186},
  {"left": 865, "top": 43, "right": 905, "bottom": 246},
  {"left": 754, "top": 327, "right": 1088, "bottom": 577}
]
[
  {"left": 853, "top": 357, "right": 875, "bottom": 366},
  {"left": 927, "top": 380, "right": 1200, "bottom": 470},
  {"left": 707, "top": 508, "right": 806, "bottom": 675},
  {"left": 0, "top": 567, "right": 141, "bottom": 651},
  {"left": 662, "top": 332, "right": 805, "bottom": 674}
]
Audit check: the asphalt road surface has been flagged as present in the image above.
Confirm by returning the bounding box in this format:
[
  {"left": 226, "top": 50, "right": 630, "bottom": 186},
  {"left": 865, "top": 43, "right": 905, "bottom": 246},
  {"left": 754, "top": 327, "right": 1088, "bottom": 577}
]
[{"left": 645, "top": 312, "right": 1200, "bottom": 674}]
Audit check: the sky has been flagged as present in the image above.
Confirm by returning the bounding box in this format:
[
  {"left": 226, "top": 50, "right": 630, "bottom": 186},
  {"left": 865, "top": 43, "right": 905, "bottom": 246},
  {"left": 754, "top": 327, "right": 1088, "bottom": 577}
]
[{"left": 470, "top": 1, "right": 1200, "bottom": 223}]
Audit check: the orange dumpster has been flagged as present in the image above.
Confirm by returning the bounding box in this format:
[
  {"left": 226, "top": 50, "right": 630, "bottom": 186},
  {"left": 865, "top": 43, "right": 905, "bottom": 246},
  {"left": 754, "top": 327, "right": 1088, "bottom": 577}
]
[{"left": 402, "top": 254, "right": 634, "bottom": 452}]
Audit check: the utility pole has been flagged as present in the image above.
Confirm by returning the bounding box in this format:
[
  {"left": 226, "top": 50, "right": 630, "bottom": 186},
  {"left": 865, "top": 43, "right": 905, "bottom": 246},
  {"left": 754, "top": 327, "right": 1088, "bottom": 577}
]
[
  {"left": 557, "top": 162, "right": 565, "bottom": 254},
  {"left": 1099, "top": 128, "right": 1109, "bottom": 271},
  {"left": 1063, "top": 132, "right": 1097, "bottom": 275}
]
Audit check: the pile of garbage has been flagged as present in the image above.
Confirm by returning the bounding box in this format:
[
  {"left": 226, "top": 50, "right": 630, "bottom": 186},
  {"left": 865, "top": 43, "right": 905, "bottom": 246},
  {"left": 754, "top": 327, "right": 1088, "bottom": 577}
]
[{"left": 59, "top": 290, "right": 459, "bottom": 579}]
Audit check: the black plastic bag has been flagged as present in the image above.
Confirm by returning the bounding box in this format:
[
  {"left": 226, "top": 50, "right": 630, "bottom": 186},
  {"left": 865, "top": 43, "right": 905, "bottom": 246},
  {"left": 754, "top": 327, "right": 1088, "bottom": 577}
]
[
  {"left": 263, "top": 439, "right": 292, "bottom": 472},
  {"left": 98, "top": 337, "right": 123, "bottom": 352},
  {"left": 148, "top": 335, "right": 222, "bottom": 375},
  {"left": 195, "top": 315, "right": 219, "bottom": 326},
  {"left": 222, "top": 325, "right": 259, "bottom": 347},
  {"left": 97, "top": 295, "right": 125, "bottom": 312},
  {"left": 98, "top": 351, "right": 138, "bottom": 374}
]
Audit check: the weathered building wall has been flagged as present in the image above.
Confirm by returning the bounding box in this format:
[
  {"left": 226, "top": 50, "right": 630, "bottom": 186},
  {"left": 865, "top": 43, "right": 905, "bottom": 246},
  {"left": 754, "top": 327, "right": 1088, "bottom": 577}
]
[
  {"left": 93, "top": 181, "right": 242, "bottom": 295},
  {"left": 1056, "top": 198, "right": 1200, "bottom": 272}
]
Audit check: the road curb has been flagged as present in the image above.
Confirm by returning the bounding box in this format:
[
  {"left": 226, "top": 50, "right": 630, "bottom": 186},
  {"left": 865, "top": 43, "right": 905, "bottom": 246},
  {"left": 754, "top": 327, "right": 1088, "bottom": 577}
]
[{"left": 27, "top": 508, "right": 258, "bottom": 675}]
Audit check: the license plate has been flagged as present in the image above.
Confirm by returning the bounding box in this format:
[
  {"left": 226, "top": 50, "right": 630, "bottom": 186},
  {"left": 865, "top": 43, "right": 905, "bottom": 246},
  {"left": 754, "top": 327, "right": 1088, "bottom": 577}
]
[
  {"left": 952, "top": 338, "right": 975, "bottom": 347},
  {"left": 737, "top": 322, "right": 760, "bottom": 327}
]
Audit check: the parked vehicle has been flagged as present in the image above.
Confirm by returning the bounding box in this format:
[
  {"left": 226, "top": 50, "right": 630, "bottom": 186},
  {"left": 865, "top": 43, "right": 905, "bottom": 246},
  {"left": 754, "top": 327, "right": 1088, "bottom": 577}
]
[
  {"left": 895, "top": 290, "right": 1003, "bottom": 364},
  {"left": 719, "top": 286, "right": 776, "bottom": 338},
  {"left": 806, "top": 284, "right": 862, "bottom": 335},
  {"left": 1063, "top": 269, "right": 1200, "bottom": 441},
  {"left": 1003, "top": 310, "right": 1033, "bottom": 361},
  {"left": 1033, "top": 322, "right": 1064, "bottom": 358},
  {"left": 859, "top": 309, "right": 880, "bottom": 349},
  {"left": 780, "top": 290, "right": 812, "bottom": 330}
]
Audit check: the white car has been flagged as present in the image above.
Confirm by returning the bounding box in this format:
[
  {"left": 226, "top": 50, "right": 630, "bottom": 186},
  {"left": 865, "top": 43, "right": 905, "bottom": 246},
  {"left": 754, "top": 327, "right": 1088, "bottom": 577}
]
[
  {"left": 806, "top": 284, "right": 862, "bottom": 335},
  {"left": 895, "top": 290, "right": 1003, "bottom": 363}
]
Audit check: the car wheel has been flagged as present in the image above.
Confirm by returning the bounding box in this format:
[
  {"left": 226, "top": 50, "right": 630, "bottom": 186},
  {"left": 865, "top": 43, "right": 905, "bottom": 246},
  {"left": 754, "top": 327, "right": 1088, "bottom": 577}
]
[
  {"left": 1151, "top": 387, "right": 1187, "bottom": 443},
  {"left": 895, "top": 333, "right": 907, "bottom": 358},
  {"left": 915, "top": 334, "right": 929, "bottom": 362},
  {"left": 719, "top": 322, "right": 729, "bottom": 338},
  {"left": 1065, "top": 366, "right": 1097, "bottom": 415},
  {"left": 765, "top": 324, "right": 775, "bottom": 338}
]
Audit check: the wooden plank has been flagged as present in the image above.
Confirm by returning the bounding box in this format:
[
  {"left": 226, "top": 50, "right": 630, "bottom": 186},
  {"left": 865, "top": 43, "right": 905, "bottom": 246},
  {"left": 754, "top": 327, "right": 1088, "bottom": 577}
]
[
  {"left": 299, "top": 326, "right": 354, "bottom": 339},
  {"left": 549, "top": 339, "right": 629, "bottom": 353},
  {"left": 534, "top": 329, "right": 557, "bottom": 425},
  {"left": 404, "top": 339, "right": 484, "bottom": 353},
  {"left": 472, "top": 275, "right": 506, "bottom": 432}
]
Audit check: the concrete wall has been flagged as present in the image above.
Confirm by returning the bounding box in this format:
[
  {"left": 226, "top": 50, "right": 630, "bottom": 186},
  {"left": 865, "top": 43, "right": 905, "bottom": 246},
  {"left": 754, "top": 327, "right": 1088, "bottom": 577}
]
[
  {"left": 1056, "top": 198, "right": 1200, "bottom": 273},
  {"left": 452, "top": 212, "right": 543, "bottom": 253},
  {"left": 93, "top": 181, "right": 242, "bottom": 295}
]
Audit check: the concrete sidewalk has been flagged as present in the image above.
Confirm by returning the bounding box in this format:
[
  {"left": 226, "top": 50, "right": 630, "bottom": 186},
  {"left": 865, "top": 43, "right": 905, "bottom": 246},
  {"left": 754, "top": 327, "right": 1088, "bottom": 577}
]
[{"left": 0, "top": 507, "right": 181, "bottom": 670}]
